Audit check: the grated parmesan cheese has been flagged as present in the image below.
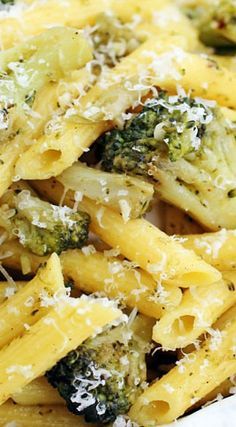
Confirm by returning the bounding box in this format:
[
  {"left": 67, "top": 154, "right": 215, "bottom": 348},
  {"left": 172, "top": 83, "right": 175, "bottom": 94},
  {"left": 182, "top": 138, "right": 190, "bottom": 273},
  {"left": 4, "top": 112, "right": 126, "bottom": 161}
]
[{"left": 6, "top": 364, "right": 33, "bottom": 379}]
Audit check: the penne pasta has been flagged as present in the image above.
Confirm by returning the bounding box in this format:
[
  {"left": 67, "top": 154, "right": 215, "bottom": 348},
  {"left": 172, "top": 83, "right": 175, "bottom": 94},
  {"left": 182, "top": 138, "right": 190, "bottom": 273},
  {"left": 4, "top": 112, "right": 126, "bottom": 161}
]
[
  {"left": 212, "top": 55, "right": 236, "bottom": 74},
  {"left": 12, "top": 376, "right": 64, "bottom": 406},
  {"left": 0, "top": 238, "right": 46, "bottom": 274},
  {"left": 0, "top": 241, "right": 182, "bottom": 318},
  {"left": 0, "top": 401, "right": 91, "bottom": 427},
  {"left": 213, "top": 300, "right": 236, "bottom": 331},
  {"left": 0, "top": 281, "right": 26, "bottom": 304},
  {"left": 113, "top": 0, "right": 200, "bottom": 50},
  {"left": 31, "top": 179, "right": 221, "bottom": 287},
  {"left": 0, "top": 28, "right": 92, "bottom": 196},
  {"left": 0, "top": 253, "right": 65, "bottom": 348},
  {"left": 0, "top": 295, "right": 122, "bottom": 405},
  {"left": 0, "top": 1, "right": 235, "bottom": 423},
  {"left": 57, "top": 161, "right": 154, "bottom": 220},
  {"left": 15, "top": 121, "right": 111, "bottom": 180},
  {"left": 77, "top": 38, "right": 236, "bottom": 121},
  {"left": 0, "top": 0, "right": 110, "bottom": 50},
  {"left": 182, "top": 230, "right": 236, "bottom": 271},
  {"left": 80, "top": 198, "right": 221, "bottom": 288},
  {"left": 0, "top": 138, "right": 23, "bottom": 198},
  {"left": 152, "top": 274, "right": 236, "bottom": 349},
  {"left": 0, "top": 0, "right": 199, "bottom": 51},
  {"left": 129, "top": 312, "right": 236, "bottom": 425},
  {"left": 60, "top": 249, "right": 183, "bottom": 317}
]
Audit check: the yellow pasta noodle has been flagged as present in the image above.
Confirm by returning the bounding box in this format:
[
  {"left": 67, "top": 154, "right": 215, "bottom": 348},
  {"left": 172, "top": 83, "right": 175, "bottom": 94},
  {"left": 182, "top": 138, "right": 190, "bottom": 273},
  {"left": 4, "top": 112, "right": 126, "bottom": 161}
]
[
  {"left": 152, "top": 274, "right": 236, "bottom": 349},
  {"left": 0, "top": 138, "right": 23, "bottom": 198},
  {"left": 0, "top": 253, "right": 65, "bottom": 348},
  {"left": 221, "top": 106, "right": 236, "bottom": 122},
  {"left": 0, "top": 1, "right": 234, "bottom": 422},
  {"left": 213, "top": 300, "right": 236, "bottom": 331},
  {"left": 57, "top": 161, "right": 155, "bottom": 220},
  {"left": 212, "top": 55, "right": 236, "bottom": 73},
  {"left": 12, "top": 376, "right": 64, "bottom": 406},
  {"left": 0, "top": 28, "right": 92, "bottom": 195},
  {"left": 129, "top": 312, "right": 236, "bottom": 425},
  {"left": 15, "top": 121, "right": 111, "bottom": 180},
  {"left": 182, "top": 229, "right": 236, "bottom": 270},
  {"left": 60, "top": 249, "right": 183, "bottom": 317},
  {"left": 112, "top": 0, "right": 200, "bottom": 50},
  {"left": 0, "top": 0, "right": 199, "bottom": 51},
  {"left": 192, "top": 377, "right": 236, "bottom": 410},
  {"left": 31, "top": 179, "right": 221, "bottom": 287},
  {"left": 0, "top": 401, "right": 91, "bottom": 427},
  {"left": 77, "top": 38, "right": 236, "bottom": 118},
  {"left": 0, "top": 238, "right": 46, "bottom": 274},
  {"left": 0, "top": 281, "right": 26, "bottom": 304},
  {"left": 0, "top": 241, "right": 182, "bottom": 318},
  {"left": 0, "top": 295, "right": 121, "bottom": 405},
  {"left": 0, "top": 0, "right": 109, "bottom": 50}
]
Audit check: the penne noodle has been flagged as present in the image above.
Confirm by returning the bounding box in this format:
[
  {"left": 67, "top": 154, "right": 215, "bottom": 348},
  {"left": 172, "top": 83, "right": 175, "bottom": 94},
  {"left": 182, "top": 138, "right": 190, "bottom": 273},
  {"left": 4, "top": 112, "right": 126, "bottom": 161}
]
[
  {"left": 77, "top": 37, "right": 236, "bottom": 121},
  {"left": 129, "top": 312, "right": 236, "bottom": 425},
  {"left": 0, "top": 281, "right": 26, "bottom": 304},
  {"left": 12, "top": 377, "right": 64, "bottom": 406},
  {"left": 0, "top": 28, "right": 92, "bottom": 196},
  {"left": 192, "top": 377, "right": 236, "bottom": 410},
  {"left": 0, "top": 0, "right": 199, "bottom": 51},
  {"left": 57, "top": 161, "right": 155, "bottom": 220},
  {"left": 31, "top": 179, "right": 221, "bottom": 287},
  {"left": 60, "top": 249, "right": 183, "bottom": 317},
  {"left": 0, "top": 1, "right": 235, "bottom": 423},
  {"left": 212, "top": 55, "right": 236, "bottom": 74},
  {"left": 0, "top": 138, "right": 23, "bottom": 198},
  {"left": 0, "top": 0, "right": 110, "bottom": 50},
  {"left": 0, "top": 401, "right": 91, "bottom": 427},
  {"left": 182, "top": 230, "right": 236, "bottom": 271},
  {"left": 152, "top": 274, "right": 236, "bottom": 349},
  {"left": 15, "top": 121, "right": 111, "bottom": 180},
  {"left": 0, "top": 241, "right": 182, "bottom": 318},
  {"left": 213, "top": 299, "right": 236, "bottom": 331},
  {"left": 0, "top": 253, "right": 65, "bottom": 349},
  {"left": 0, "top": 238, "right": 46, "bottom": 274},
  {"left": 0, "top": 295, "right": 122, "bottom": 405},
  {"left": 113, "top": 0, "right": 200, "bottom": 50},
  {"left": 221, "top": 106, "right": 236, "bottom": 122}
]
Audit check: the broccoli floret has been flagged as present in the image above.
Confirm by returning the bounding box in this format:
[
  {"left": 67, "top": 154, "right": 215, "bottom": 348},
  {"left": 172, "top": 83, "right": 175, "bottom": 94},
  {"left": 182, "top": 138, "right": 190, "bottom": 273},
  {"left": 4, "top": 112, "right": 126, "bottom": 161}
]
[
  {"left": 0, "top": 0, "right": 14, "bottom": 4},
  {"left": 46, "top": 315, "right": 151, "bottom": 424},
  {"left": 0, "top": 190, "right": 90, "bottom": 256},
  {"left": 100, "top": 90, "right": 236, "bottom": 230}
]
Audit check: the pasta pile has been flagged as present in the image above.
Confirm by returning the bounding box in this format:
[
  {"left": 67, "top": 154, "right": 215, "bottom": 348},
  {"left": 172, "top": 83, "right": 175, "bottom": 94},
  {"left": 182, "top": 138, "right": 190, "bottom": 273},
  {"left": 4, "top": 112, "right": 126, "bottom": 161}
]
[{"left": 0, "top": 0, "right": 235, "bottom": 425}]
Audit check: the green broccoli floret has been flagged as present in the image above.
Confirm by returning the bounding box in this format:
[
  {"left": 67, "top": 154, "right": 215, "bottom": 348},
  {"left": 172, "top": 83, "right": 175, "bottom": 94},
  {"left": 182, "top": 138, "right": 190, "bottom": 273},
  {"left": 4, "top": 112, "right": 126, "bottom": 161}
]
[
  {"left": 100, "top": 90, "right": 236, "bottom": 230},
  {"left": 0, "top": 0, "right": 14, "bottom": 4},
  {"left": 0, "top": 189, "right": 90, "bottom": 256},
  {"left": 46, "top": 315, "right": 151, "bottom": 424}
]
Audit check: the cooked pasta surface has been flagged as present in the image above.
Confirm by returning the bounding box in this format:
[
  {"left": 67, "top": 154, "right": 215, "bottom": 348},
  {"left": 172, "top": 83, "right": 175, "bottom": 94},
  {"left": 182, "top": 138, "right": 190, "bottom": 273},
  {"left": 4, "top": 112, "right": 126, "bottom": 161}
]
[{"left": 0, "top": 0, "right": 235, "bottom": 426}]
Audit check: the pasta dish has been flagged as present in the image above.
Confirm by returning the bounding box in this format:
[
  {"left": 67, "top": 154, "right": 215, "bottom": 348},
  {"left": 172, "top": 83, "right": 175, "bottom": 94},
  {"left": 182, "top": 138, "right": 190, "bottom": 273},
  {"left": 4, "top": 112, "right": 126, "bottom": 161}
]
[{"left": 0, "top": 0, "right": 235, "bottom": 425}]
